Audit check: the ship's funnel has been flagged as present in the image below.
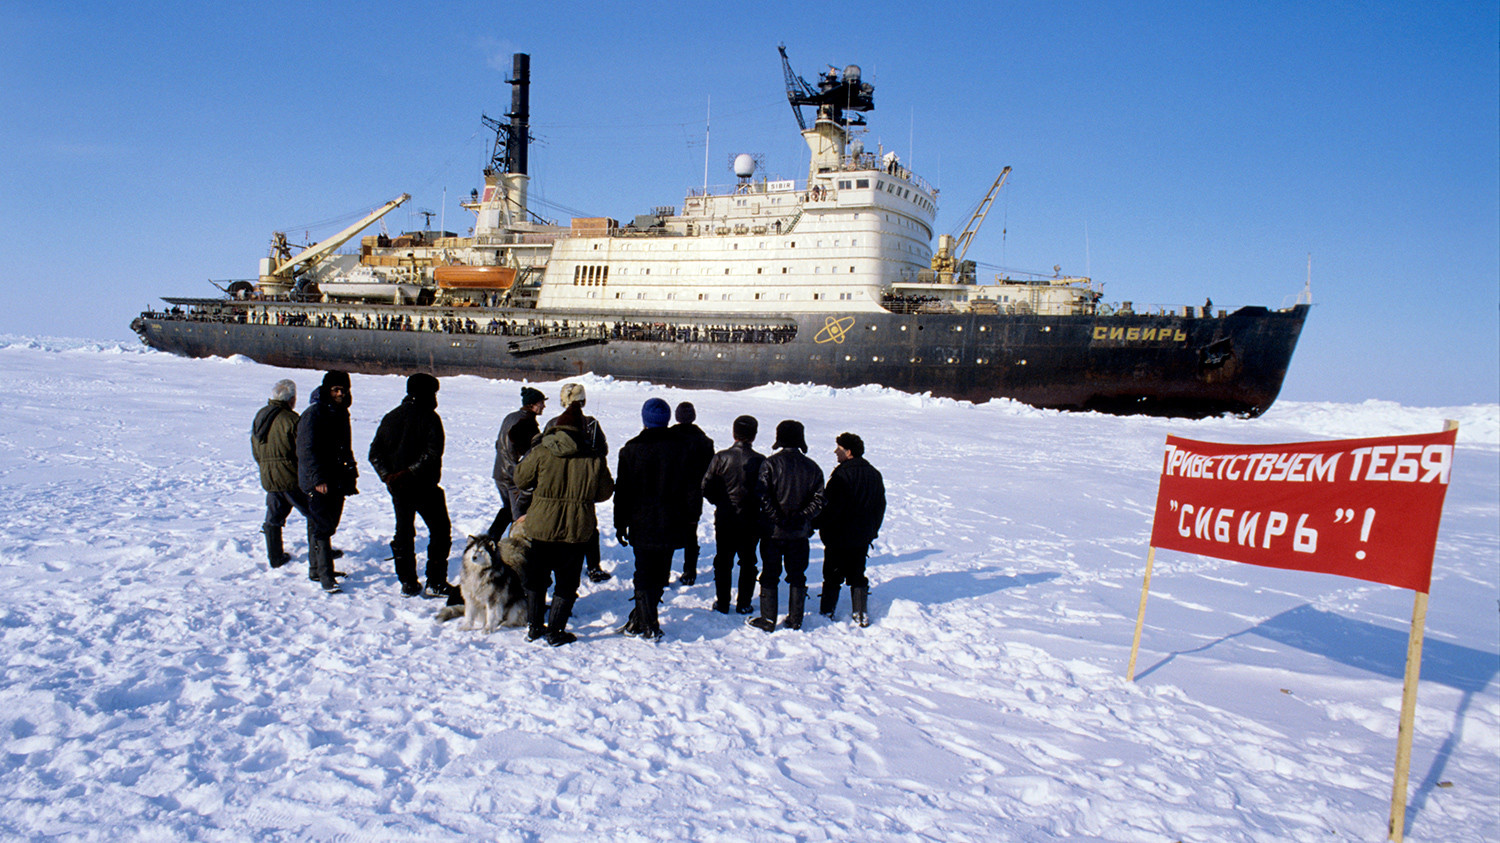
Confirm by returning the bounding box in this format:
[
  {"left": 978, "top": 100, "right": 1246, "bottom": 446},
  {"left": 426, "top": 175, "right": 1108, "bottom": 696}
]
[{"left": 506, "top": 54, "right": 529, "bottom": 176}]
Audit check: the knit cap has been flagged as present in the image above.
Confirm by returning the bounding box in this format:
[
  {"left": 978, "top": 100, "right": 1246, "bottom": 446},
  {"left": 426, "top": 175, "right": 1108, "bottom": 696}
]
[{"left": 642, "top": 398, "right": 671, "bottom": 429}]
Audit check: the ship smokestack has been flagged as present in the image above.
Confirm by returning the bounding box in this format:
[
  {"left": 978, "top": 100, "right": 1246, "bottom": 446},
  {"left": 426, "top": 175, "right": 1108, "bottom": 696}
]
[{"left": 506, "top": 53, "right": 529, "bottom": 176}]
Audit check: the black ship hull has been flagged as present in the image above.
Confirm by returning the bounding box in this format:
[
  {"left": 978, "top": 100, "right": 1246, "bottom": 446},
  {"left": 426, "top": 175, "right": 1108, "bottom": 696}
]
[{"left": 131, "top": 303, "right": 1308, "bottom": 418}]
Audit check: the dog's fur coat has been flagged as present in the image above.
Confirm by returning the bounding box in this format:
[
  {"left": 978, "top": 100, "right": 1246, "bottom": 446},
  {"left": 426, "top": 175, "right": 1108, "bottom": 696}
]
[{"left": 436, "top": 526, "right": 529, "bottom": 632}]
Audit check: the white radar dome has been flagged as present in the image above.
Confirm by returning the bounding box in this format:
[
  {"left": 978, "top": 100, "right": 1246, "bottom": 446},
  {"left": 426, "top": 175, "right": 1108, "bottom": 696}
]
[
  {"left": 733, "top": 153, "right": 756, "bottom": 178},
  {"left": 844, "top": 65, "right": 861, "bottom": 84}
]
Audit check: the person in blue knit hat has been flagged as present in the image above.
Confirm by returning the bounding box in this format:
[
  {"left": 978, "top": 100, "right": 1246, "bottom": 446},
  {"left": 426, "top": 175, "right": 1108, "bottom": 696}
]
[{"left": 613, "top": 397, "right": 690, "bottom": 639}]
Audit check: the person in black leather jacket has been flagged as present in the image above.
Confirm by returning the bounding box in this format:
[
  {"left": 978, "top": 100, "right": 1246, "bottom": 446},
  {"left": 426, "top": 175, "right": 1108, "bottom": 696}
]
[
  {"left": 701, "top": 415, "right": 765, "bottom": 614},
  {"left": 748, "top": 420, "right": 823, "bottom": 632}
]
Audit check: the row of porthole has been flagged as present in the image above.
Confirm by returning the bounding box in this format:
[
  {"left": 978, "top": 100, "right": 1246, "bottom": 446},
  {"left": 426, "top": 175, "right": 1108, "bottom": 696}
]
[{"left": 596, "top": 345, "right": 1007, "bottom": 366}]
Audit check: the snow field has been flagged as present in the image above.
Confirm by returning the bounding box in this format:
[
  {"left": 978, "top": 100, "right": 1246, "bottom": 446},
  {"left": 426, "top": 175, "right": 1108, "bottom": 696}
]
[{"left": 0, "top": 337, "right": 1495, "bottom": 841}]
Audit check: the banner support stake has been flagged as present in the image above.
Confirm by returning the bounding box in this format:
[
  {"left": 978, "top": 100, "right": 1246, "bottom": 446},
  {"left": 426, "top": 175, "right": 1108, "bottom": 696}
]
[
  {"left": 1387, "top": 589, "right": 1429, "bottom": 842},
  {"left": 1388, "top": 419, "right": 1454, "bottom": 842},
  {"left": 1126, "top": 547, "right": 1156, "bottom": 681}
]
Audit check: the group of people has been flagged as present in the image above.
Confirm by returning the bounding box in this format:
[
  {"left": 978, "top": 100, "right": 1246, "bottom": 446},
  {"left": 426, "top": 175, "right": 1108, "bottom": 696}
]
[{"left": 250, "top": 371, "right": 887, "bottom": 645}]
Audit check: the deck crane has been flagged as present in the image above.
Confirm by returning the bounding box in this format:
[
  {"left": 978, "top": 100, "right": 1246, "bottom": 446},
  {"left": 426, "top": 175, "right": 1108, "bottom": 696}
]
[
  {"left": 777, "top": 44, "right": 874, "bottom": 131},
  {"left": 931, "top": 167, "right": 1010, "bottom": 282},
  {"left": 258, "top": 193, "right": 410, "bottom": 294}
]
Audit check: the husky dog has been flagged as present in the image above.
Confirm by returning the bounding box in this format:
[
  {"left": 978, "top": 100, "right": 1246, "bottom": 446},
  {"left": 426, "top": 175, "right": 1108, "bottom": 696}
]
[{"left": 436, "top": 527, "right": 529, "bottom": 632}]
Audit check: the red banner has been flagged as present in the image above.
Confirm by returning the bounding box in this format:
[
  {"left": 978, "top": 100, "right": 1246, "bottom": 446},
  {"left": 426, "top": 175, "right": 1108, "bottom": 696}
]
[{"left": 1149, "top": 430, "right": 1456, "bottom": 592}]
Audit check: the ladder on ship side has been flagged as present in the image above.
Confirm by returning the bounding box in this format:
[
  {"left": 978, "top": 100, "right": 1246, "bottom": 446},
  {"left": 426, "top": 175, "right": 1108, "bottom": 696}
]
[
  {"left": 782, "top": 209, "right": 804, "bottom": 234},
  {"left": 506, "top": 332, "right": 608, "bottom": 357}
]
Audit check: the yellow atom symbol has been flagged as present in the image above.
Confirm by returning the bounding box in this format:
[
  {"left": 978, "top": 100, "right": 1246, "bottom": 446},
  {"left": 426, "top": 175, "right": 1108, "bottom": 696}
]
[{"left": 814, "top": 315, "right": 855, "bottom": 344}]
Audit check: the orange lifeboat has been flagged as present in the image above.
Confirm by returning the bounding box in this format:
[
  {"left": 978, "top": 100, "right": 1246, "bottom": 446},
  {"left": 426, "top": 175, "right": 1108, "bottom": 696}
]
[{"left": 433, "top": 265, "right": 516, "bottom": 290}]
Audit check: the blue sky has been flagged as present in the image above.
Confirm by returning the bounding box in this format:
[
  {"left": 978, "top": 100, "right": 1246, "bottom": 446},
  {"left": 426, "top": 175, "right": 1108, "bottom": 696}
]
[{"left": 2, "top": 0, "right": 1495, "bottom": 406}]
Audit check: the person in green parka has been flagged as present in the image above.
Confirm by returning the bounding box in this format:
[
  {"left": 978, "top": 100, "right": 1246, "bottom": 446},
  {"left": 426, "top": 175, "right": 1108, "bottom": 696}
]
[
  {"left": 250, "top": 378, "right": 308, "bottom": 570},
  {"left": 514, "top": 399, "right": 614, "bottom": 646}
]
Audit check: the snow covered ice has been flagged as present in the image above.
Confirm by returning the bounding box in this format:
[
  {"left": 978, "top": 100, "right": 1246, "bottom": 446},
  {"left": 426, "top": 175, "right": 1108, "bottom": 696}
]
[{"left": 1, "top": 336, "right": 1496, "bottom": 841}]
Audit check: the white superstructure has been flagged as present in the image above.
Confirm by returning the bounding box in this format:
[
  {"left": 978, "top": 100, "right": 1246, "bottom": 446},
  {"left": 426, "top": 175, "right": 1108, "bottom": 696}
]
[{"left": 296, "top": 57, "right": 1095, "bottom": 320}]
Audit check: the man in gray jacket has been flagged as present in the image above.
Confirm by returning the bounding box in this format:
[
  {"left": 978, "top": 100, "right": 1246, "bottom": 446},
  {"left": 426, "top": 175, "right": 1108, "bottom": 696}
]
[
  {"left": 250, "top": 378, "right": 308, "bottom": 570},
  {"left": 488, "top": 386, "right": 546, "bottom": 538}
]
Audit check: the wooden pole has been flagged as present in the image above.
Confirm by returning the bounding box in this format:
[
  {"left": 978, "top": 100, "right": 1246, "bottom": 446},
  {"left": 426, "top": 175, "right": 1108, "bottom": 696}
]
[
  {"left": 1387, "top": 588, "right": 1429, "bottom": 842},
  {"left": 1387, "top": 419, "right": 1454, "bottom": 841},
  {"left": 1126, "top": 547, "right": 1156, "bottom": 681}
]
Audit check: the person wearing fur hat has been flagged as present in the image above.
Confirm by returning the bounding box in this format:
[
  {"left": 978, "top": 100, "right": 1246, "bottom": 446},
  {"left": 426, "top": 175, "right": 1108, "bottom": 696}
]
[
  {"left": 669, "top": 401, "right": 714, "bottom": 586},
  {"left": 297, "top": 371, "right": 359, "bottom": 593},
  {"left": 816, "top": 432, "right": 886, "bottom": 626},
  {"left": 701, "top": 414, "right": 765, "bottom": 613},
  {"left": 613, "top": 397, "right": 690, "bottom": 639},
  {"left": 488, "top": 385, "right": 546, "bottom": 539},
  {"left": 251, "top": 378, "right": 309, "bottom": 571},
  {"left": 369, "top": 373, "right": 452, "bottom": 598},
  {"left": 514, "top": 398, "right": 615, "bottom": 646},
  {"left": 542, "top": 382, "right": 613, "bottom": 583},
  {"left": 749, "top": 419, "right": 824, "bottom": 632}
]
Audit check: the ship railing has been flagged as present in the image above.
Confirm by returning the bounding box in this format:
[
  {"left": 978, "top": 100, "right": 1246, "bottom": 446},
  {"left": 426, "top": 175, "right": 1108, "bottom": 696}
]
[
  {"left": 687, "top": 180, "right": 805, "bottom": 199},
  {"left": 139, "top": 305, "right": 800, "bottom": 345},
  {"left": 473, "top": 232, "right": 564, "bottom": 246},
  {"left": 1097, "top": 301, "right": 1225, "bottom": 318}
]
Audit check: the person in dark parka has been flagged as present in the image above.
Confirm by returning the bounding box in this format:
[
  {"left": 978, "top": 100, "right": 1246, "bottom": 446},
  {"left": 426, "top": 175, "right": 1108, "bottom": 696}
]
[
  {"left": 369, "top": 373, "right": 451, "bottom": 598},
  {"left": 514, "top": 402, "right": 615, "bottom": 647},
  {"left": 488, "top": 385, "right": 546, "bottom": 538},
  {"left": 817, "top": 432, "right": 886, "bottom": 626},
  {"left": 701, "top": 414, "right": 765, "bottom": 614},
  {"left": 749, "top": 420, "right": 824, "bottom": 632},
  {"left": 614, "top": 398, "right": 689, "bottom": 639},
  {"left": 669, "top": 401, "right": 715, "bottom": 586},
  {"left": 297, "top": 371, "right": 359, "bottom": 593},
  {"left": 251, "top": 378, "right": 308, "bottom": 570}
]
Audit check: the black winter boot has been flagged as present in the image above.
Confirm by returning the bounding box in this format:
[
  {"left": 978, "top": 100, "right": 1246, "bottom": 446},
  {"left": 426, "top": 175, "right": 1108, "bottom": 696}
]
[
  {"left": 263, "top": 524, "right": 290, "bottom": 569},
  {"left": 736, "top": 562, "right": 758, "bottom": 614},
  {"left": 784, "top": 586, "right": 806, "bottom": 630},
  {"left": 585, "top": 531, "right": 612, "bottom": 582},
  {"left": 818, "top": 582, "right": 840, "bottom": 619},
  {"left": 546, "top": 595, "right": 577, "bottom": 646},
  {"left": 747, "top": 583, "right": 778, "bottom": 632},
  {"left": 679, "top": 546, "right": 697, "bottom": 586},
  {"left": 712, "top": 569, "right": 732, "bottom": 613},
  {"left": 850, "top": 586, "right": 870, "bottom": 628},
  {"left": 311, "top": 537, "right": 342, "bottom": 593},
  {"left": 525, "top": 590, "right": 548, "bottom": 641},
  {"left": 391, "top": 541, "right": 421, "bottom": 596},
  {"left": 307, "top": 524, "right": 320, "bottom": 582},
  {"left": 619, "top": 591, "right": 644, "bottom": 636},
  {"left": 640, "top": 587, "right": 664, "bottom": 640}
]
